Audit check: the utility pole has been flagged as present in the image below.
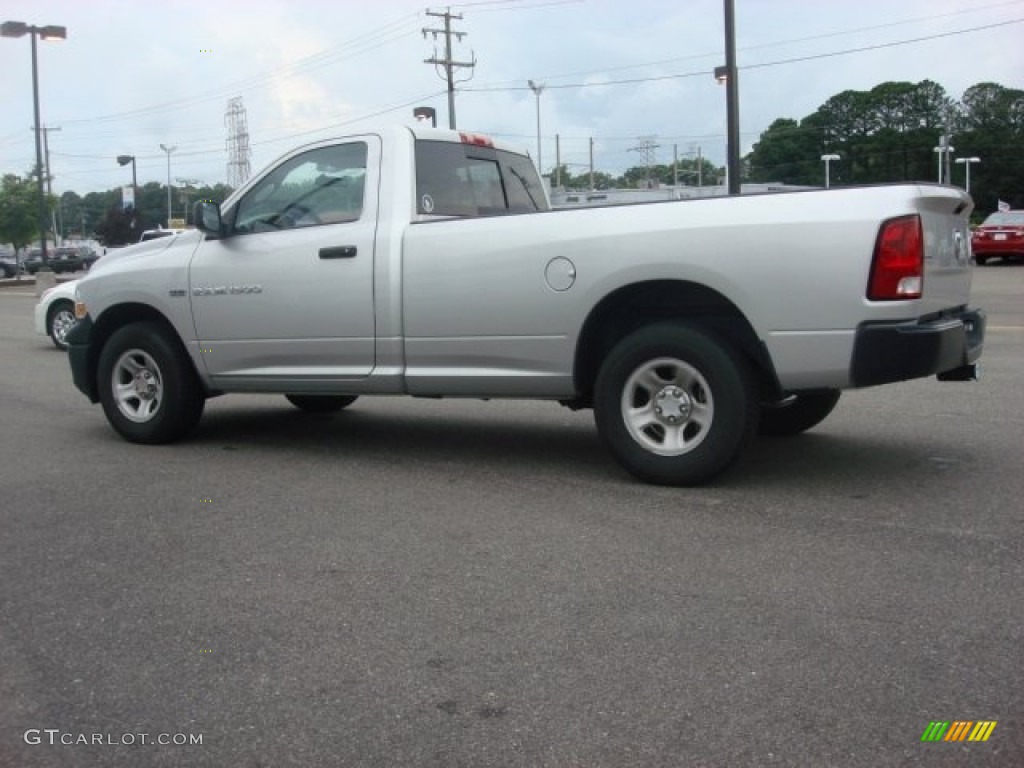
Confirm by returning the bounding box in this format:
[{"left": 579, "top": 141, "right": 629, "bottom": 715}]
[
  {"left": 673, "top": 144, "right": 679, "bottom": 186},
  {"left": 423, "top": 9, "right": 475, "bottom": 129},
  {"left": 723, "top": 0, "right": 741, "bottom": 195}
]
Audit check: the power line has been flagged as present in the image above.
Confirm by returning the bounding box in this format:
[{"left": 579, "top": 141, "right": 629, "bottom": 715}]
[
  {"left": 461, "top": 18, "right": 1024, "bottom": 93},
  {"left": 52, "top": 12, "right": 424, "bottom": 127}
]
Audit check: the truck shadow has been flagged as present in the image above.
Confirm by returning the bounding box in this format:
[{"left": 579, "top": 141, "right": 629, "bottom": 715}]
[{"left": 183, "top": 400, "right": 951, "bottom": 493}]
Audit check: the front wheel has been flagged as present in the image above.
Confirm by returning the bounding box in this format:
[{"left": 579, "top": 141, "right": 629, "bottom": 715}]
[
  {"left": 975, "top": 256, "right": 988, "bottom": 266},
  {"left": 97, "top": 322, "right": 205, "bottom": 444},
  {"left": 593, "top": 323, "right": 758, "bottom": 486},
  {"left": 47, "top": 300, "right": 76, "bottom": 350},
  {"left": 759, "top": 390, "right": 841, "bottom": 437},
  {"left": 285, "top": 394, "right": 358, "bottom": 413}
]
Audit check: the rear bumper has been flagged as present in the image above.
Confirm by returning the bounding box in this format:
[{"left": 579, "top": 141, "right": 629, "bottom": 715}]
[
  {"left": 850, "top": 308, "right": 985, "bottom": 387},
  {"left": 972, "top": 238, "right": 1024, "bottom": 257}
]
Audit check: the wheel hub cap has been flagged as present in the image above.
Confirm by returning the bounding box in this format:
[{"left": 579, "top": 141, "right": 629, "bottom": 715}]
[
  {"left": 654, "top": 386, "right": 692, "bottom": 424},
  {"left": 134, "top": 370, "right": 158, "bottom": 400}
]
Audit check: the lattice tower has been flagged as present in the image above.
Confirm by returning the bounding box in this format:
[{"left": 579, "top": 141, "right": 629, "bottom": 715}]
[{"left": 225, "top": 96, "right": 252, "bottom": 188}]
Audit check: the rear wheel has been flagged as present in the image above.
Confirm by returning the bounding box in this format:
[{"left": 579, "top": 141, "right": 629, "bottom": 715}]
[
  {"left": 97, "top": 322, "right": 205, "bottom": 444},
  {"left": 285, "top": 394, "right": 358, "bottom": 413},
  {"left": 975, "top": 256, "right": 988, "bottom": 266},
  {"left": 593, "top": 322, "right": 758, "bottom": 486},
  {"left": 47, "top": 300, "right": 76, "bottom": 350},
  {"left": 759, "top": 390, "right": 841, "bottom": 437}
]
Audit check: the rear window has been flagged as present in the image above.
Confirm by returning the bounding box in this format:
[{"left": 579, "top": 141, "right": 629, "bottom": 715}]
[
  {"left": 982, "top": 212, "right": 1024, "bottom": 226},
  {"left": 415, "top": 140, "right": 548, "bottom": 218}
]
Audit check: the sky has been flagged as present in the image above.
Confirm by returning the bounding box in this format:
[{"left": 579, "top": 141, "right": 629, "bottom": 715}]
[{"left": 1, "top": 0, "right": 1022, "bottom": 196}]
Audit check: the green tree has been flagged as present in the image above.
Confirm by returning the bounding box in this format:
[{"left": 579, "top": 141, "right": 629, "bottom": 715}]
[
  {"left": 94, "top": 206, "right": 139, "bottom": 246},
  {"left": 0, "top": 172, "right": 41, "bottom": 254},
  {"left": 954, "top": 82, "right": 1024, "bottom": 212},
  {"left": 746, "top": 118, "right": 820, "bottom": 183}
]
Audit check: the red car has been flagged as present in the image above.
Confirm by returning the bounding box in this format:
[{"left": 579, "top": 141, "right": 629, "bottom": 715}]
[{"left": 972, "top": 210, "right": 1024, "bottom": 265}]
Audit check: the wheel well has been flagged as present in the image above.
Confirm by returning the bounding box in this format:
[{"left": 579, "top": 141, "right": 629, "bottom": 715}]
[
  {"left": 82, "top": 304, "right": 196, "bottom": 402},
  {"left": 47, "top": 298, "right": 74, "bottom": 322},
  {"left": 573, "top": 280, "right": 781, "bottom": 404}
]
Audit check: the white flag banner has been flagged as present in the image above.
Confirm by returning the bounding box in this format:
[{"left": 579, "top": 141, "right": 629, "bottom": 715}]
[
  {"left": 122, "top": 185, "right": 135, "bottom": 211},
  {"left": 997, "top": 199, "right": 1011, "bottom": 212}
]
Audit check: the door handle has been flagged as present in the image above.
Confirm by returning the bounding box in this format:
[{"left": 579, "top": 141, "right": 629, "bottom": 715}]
[{"left": 319, "top": 245, "right": 357, "bottom": 259}]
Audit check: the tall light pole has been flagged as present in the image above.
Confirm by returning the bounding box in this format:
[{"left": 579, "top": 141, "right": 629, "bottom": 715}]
[
  {"left": 116, "top": 155, "right": 138, "bottom": 210},
  {"left": 117, "top": 155, "right": 138, "bottom": 235},
  {"left": 528, "top": 79, "right": 545, "bottom": 176},
  {"left": 2, "top": 20, "right": 67, "bottom": 273},
  {"left": 821, "top": 153, "right": 840, "bottom": 189},
  {"left": 954, "top": 156, "right": 981, "bottom": 195},
  {"left": 159, "top": 143, "right": 177, "bottom": 227}
]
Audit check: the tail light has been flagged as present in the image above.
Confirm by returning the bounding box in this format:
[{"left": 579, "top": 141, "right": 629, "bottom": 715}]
[{"left": 868, "top": 214, "right": 923, "bottom": 301}]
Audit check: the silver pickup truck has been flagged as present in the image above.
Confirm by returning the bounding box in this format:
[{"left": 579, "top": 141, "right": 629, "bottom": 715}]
[{"left": 67, "top": 125, "right": 984, "bottom": 485}]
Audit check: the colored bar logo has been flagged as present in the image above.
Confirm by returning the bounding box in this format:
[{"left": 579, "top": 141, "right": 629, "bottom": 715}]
[{"left": 921, "top": 721, "right": 997, "bottom": 742}]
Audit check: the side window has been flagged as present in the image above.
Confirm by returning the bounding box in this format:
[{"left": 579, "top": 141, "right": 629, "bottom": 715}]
[{"left": 233, "top": 142, "right": 367, "bottom": 234}]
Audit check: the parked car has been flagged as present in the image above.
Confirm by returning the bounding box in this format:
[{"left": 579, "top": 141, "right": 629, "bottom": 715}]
[
  {"left": 25, "top": 248, "right": 82, "bottom": 274},
  {"left": 34, "top": 279, "right": 78, "bottom": 350},
  {"left": 139, "top": 228, "right": 185, "bottom": 242},
  {"left": 51, "top": 247, "right": 85, "bottom": 273},
  {"left": 0, "top": 252, "right": 19, "bottom": 278},
  {"left": 972, "top": 210, "right": 1024, "bottom": 265},
  {"left": 78, "top": 246, "right": 101, "bottom": 269}
]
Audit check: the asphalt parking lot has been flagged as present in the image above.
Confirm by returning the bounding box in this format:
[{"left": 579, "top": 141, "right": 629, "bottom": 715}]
[{"left": 1, "top": 265, "right": 1021, "bottom": 767}]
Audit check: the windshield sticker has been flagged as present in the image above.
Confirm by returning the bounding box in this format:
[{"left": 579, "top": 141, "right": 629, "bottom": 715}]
[{"left": 421, "top": 194, "right": 435, "bottom": 213}]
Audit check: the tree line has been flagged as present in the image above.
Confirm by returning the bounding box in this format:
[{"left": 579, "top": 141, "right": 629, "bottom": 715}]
[{"left": 746, "top": 80, "right": 1024, "bottom": 216}]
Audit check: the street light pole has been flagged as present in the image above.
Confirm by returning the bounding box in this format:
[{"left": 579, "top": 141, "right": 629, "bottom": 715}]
[
  {"left": 528, "top": 80, "right": 545, "bottom": 176},
  {"left": 933, "top": 136, "right": 954, "bottom": 184},
  {"left": 2, "top": 20, "right": 66, "bottom": 274},
  {"left": 954, "top": 156, "right": 981, "bottom": 195},
  {"left": 159, "top": 143, "right": 177, "bottom": 227},
  {"left": 820, "top": 153, "right": 840, "bottom": 188}
]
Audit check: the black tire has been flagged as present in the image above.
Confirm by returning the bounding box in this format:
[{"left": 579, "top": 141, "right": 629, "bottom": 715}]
[
  {"left": 97, "top": 322, "right": 205, "bottom": 444},
  {"left": 975, "top": 256, "right": 987, "bottom": 266},
  {"left": 46, "top": 300, "right": 76, "bottom": 351},
  {"left": 759, "top": 390, "right": 841, "bottom": 437},
  {"left": 593, "top": 322, "right": 758, "bottom": 486},
  {"left": 285, "top": 394, "right": 358, "bottom": 413}
]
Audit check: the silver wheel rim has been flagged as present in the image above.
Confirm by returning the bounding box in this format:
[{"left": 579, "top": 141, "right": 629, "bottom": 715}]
[
  {"left": 621, "top": 357, "right": 714, "bottom": 456},
  {"left": 51, "top": 309, "right": 75, "bottom": 345},
  {"left": 111, "top": 348, "right": 164, "bottom": 423}
]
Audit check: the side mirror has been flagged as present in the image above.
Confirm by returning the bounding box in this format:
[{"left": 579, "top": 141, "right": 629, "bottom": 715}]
[{"left": 194, "top": 201, "right": 224, "bottom": 239}]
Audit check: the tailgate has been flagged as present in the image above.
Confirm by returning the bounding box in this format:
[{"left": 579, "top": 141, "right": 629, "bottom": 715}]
[{"left": 916, "top": 185, "right": 975, "bottom": 316}]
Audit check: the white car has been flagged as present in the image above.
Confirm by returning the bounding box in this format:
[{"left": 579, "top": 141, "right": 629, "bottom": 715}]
[{"left": 35, "top": 279, "right": 78, "bottom": 350}]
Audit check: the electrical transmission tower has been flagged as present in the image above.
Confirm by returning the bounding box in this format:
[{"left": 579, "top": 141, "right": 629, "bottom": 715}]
[
  {"left": 423, "top": 8, "right": 476, "bottom": 129},
  {"left": 628, "top": 136, "right": 661, "bottom": 187},
  {"left": 224, "top": 96, "right": 252, "bottom": 188}
]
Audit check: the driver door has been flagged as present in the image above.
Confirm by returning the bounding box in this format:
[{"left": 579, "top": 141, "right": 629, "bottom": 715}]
[{"left": 189, "top": 136, "right": 379, "bottom": 389}]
